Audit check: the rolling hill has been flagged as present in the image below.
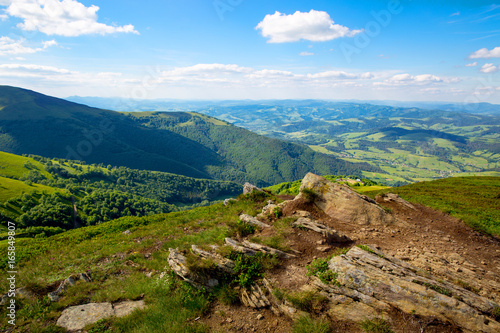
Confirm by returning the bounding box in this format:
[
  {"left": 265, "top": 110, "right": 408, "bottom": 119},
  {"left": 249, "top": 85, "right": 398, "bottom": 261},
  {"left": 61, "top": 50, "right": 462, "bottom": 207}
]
[{"left": 0, "top": 86, "right": 380, "bottom": 187}]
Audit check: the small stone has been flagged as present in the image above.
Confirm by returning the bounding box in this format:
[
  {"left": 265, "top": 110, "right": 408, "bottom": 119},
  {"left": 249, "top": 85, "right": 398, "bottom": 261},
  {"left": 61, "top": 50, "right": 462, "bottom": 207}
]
[
  {"left": 227, "top": 318, "right": 233, "bottom": 323},
  {"left": 257, "top": 314, "right": 264, "bottom": 320},
  {"left": 122, "top": 230, "right": 131, "bottom": 235},
  {"left": 316, "top": 246, "right": 331, "bottom": 252},
  {"left": 443, "top": 237, "right": 450, "bottom": 242},
  {"left": 316, "top": 240, "right": 325, "bottom": 245}
]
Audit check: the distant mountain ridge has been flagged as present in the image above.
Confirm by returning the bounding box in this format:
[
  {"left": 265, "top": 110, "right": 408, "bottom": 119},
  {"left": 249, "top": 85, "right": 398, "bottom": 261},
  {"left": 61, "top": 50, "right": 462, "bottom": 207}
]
[
  {"left": 0, "top": 86, "right": 380, "bottom": 186},
  {"left": 66, "top": 96, "right": 500, "bottom": 116}
]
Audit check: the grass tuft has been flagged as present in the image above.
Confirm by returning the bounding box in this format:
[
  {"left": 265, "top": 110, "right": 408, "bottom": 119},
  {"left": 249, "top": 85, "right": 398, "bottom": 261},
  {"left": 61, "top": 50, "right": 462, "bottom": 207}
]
[{"left": 293, "top": 314, "right": 332, "bottom": 333}]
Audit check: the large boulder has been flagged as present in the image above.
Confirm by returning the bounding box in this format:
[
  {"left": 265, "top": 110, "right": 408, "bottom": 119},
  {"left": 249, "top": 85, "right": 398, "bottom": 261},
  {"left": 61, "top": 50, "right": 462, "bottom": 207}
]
[
  {"left": 56, "top": 300, "right": 145, "bottom": 330},
  {"left": 298, "top": 173, "right": 395, "bottom": 226},
  {"left": 311, "top": 246, "right": 500, "bottom": 333},
  {"left": 56, "top": 303, "right": 114, "bottom": 331}
]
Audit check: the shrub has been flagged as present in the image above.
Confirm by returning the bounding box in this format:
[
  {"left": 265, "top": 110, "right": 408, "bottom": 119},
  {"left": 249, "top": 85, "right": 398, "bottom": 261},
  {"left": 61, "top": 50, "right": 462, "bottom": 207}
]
[
  {"left": 306, "top": 248, "right": 348, "bottom": 285},
  {"left": 230, "top": 253, "right": 264, "bottom": 288},
  {"left": 273, "top": 206, "right": 283, "bottom": 219}
]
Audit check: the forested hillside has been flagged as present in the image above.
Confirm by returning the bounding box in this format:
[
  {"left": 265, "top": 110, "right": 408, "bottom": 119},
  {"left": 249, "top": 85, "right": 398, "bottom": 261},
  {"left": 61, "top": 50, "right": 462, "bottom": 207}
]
[
  {"left": 0, "top": 86, "right": 380, "bottom": 186},
  {"left": 0, "top": 151, "right": 240, "bottom": 235}
]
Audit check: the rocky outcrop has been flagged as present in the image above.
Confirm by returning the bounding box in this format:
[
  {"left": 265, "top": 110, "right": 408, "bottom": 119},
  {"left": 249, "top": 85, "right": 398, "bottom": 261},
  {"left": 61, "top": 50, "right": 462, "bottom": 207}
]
[
  {"left": 293, "top": 217, "right": 351, "bottom": 243},
  {"left": 376, "top": 193, "right": 416, "bottom": 210},
  {"left": 48, "top": 272, "right": 92, "bottom": 301},
  {"left": 243, "top": 183, "right": 262, "bottom": 195},
  {"left": 168, "top": 248, "right": 223, "bottom": 289},
  {"left": 56, "top": 300, "right": 145, "bottom": 331},
  {"left": 297, "top": 173, "right": 395, "bottom": 226},
  {"left": 311, "top": 245, "right": 500, "bottom": 333},
  {"left": 239, "top": 214, "right": 271, "bottom": 228}
]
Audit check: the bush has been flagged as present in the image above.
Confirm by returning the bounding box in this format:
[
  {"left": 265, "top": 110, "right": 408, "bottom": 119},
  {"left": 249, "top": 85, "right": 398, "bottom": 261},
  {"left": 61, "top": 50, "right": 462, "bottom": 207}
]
[
  {"left": 306, "top": 248, "right": 349, "bottom": 285},
  {"left": 228, "top": 252, "right": 277, "bottom": 288}
]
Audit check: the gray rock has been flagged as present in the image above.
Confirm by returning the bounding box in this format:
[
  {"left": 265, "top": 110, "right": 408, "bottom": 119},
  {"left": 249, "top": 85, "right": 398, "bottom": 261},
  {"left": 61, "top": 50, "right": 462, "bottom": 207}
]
[
  {"left": 298, "top": 173, "right": 395, "bottom": 226},
  {"left": 311, "top": 246, "right": 500, "bottom": 333},
  {"left": 56, "top": 302, "right": 114, "bottom": 331},
  {"left": 56, "top": 300, "right": 146, "bottom": 331},
  {"left": 243, "top": 182, "right": 262, "bottom": 195},
  {"left": 113, "top": 300, "right": 145, "bottom": 318},
  {"left": 48, "top": 272, "right": 92, "bottom": 302},
  {"left": 293, "top": 217, "right": 351, "bottom": 243},
  {"left": 239, "top": 214, "right": 271, "bottom": 228}
]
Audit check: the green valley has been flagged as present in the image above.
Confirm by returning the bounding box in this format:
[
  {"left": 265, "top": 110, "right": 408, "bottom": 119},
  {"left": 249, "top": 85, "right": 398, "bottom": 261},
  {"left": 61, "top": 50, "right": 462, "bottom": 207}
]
[{"left": 0, "top": 86, "right": 379, "bottom": 187}]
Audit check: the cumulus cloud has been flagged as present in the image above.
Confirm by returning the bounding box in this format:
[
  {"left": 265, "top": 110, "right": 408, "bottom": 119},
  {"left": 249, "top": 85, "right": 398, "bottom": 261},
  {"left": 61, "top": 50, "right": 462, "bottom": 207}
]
[
  {"left": 42, "top": 39, "right": 57, "bottom": 48},
  {"left": 0, "top": 62, "right": 472, "bottom": 102},
  {"left": 465, "top": 62, "right": 478, "bottom": 67},
  {"left": 256, "top": 10, "right": 362, "bottom": 43},
  {"left": 480, "top": 63, "right": 499, "bottom": 73},
  {"left": 469, "top": 46, "right": 500, "bottom": 59},
  {"left": 4, "top": 0, "right": 138, "bottom": 36},
  {"left": 386, "top": 73, "right": 444, "bottom": 84},
  {"left": 0, "top": 36, "right": 55, "bottom": 55}
]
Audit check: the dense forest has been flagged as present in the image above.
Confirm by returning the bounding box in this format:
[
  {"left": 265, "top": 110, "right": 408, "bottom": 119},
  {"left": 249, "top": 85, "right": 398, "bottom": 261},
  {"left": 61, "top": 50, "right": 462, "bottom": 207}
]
[{"left": 0, "top": 153, "right": 241, "bottom": 234}]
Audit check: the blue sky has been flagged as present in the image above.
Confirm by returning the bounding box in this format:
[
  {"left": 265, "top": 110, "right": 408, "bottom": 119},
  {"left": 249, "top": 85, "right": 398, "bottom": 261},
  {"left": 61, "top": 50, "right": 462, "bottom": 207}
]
[{"left": 0, "top": 0, "right": 499, "bottom": 103}]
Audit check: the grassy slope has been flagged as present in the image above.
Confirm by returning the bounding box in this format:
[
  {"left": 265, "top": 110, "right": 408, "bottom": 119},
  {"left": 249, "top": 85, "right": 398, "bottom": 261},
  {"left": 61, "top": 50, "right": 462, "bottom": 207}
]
[
  {"left": 368, "top": 177, "right": 500, "bottom": 237},
  {"left": 0, "top": 151, "right": 51, "bottom": 179},
  {"left": 0, "top": 194, "right": 268, "bottom": 332},
  {"left": 0, "top": 176, "right": 56, "bottom": 202},
  {"left": 0, "top": 176, "right": 496, "bottom": 332}
]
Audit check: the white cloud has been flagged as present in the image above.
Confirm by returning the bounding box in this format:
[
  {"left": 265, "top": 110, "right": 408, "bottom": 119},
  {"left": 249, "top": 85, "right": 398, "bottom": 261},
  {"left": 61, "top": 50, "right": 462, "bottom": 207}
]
[
  {"left": 0, "top": 36, "right": 38, "bottom": 55},
  {"left": 469, "top": 46, "right": 500, "bottom": 59},
  {"left": 465, "top": 62, "right": 478, "bottom": 67},
  {"left": 42, "top": 39, "right": 57, "bottom": 48},
  {"left": 256, "top": 10, "right": 362, "bottom": 43},
  {"left": 480, "top": 63, "right": 499, "bottom": 73},
  {"left": 299, "top": 51, "right": 314, "bottom": 56},
  {"left": 379, "top": 73, "right": 460, "bottom": 86},
  {"left": 0, "top": 62, "right": 482, "bottom": 102},
  {"left": 0, "top": 63, "right": 72, "bottom": 74},
  {"left": 450, "top": 11, "right": 460, "bottom": 17},
  {"left": 5, "top": 0, "right": 138, "bottom": 37},
  {"left": 0, "top": 36, "right": 57, "bottom": 56},
  {"left": 307, "top": 70, "right": 373, "bottom": 80}
]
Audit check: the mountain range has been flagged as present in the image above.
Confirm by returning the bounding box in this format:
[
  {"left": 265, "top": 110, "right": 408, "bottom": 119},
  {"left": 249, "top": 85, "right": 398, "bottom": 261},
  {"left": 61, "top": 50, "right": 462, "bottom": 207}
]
[{"left": 0, "top": 86, "right": 379, "bottom": 187}]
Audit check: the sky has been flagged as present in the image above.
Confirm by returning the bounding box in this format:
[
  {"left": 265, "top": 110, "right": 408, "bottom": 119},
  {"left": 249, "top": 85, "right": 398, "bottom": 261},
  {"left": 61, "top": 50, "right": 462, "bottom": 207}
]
[{"left": 0, "top": 0, "right": 499, "bottom": 103}]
